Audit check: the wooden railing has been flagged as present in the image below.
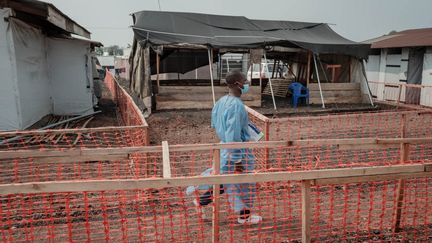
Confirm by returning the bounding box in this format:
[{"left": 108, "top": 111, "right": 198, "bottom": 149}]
[{"left": 1, "top": 137, "right": 431, "bottom": 242}]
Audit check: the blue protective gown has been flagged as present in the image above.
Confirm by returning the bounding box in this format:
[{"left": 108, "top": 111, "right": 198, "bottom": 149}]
[{"left": 186, "top": 95, "right": 256, "bottom": 212}]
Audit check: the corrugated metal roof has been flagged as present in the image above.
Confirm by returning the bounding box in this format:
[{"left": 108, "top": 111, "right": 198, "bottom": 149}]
[
  {"left": 369, "top": 28, "right": 432, "bottom": 49},
  {"left": 0, "top": 0, "right": 91, "bottom": 38}
]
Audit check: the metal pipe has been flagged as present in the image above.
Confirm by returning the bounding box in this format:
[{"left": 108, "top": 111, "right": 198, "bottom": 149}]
[
  {"left": 362, "top": 59, "right": 375, "bottom": 106},
  {"left": 208, "top": 48, "right": 216, "bottom": 105},
  {"left": 0, "top": 111, "right": 102, "bottom": 145},
  {"left": 263, "top": 52, "right": 277, "bottom": 110},
  {"left": 313, "top": 54, "right": 326, "bottom": 108}
]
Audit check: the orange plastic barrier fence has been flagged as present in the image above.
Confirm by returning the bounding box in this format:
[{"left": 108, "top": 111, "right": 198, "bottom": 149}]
[
  {"left": 247, "top": 106, "right": 432, "bottom": 141},
  {"left": 0, "top": 138, "right": 431, "bottom": 242},
  {"left": 104, "top": 72, "right": 149, "bottom": 145}
]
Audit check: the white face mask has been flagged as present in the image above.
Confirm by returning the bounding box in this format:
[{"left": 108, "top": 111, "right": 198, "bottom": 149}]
[{"left": 240, "top": 84, "right": 250, "bottom": 94}]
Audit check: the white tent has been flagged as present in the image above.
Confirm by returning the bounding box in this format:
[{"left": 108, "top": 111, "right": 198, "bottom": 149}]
[
  {"left": 0, "top": 4, "right": 99, "bottom": 131},
  {"left": 365, "top": 28, "right": 432, "bottom": 107}
]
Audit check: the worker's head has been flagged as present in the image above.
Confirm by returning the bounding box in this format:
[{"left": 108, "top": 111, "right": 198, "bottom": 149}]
[{"left": 226, "top": 70, "right": 249, "bottom": 97}]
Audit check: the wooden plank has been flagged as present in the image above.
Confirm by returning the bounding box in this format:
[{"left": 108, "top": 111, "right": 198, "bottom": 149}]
[
  {"left": 368, "top": 81, "right": 432, "bottom": 89},
  {"left": 293, "top": 138, "right": 378, "bottom": 147},
  {"left": 274, "top": 109, "right": 432, "bottom": 122},
  {"left": 262, "top": 79, "right": 292, "bottom": 97},
  {"left": 309, "top": 96, "right": 363, "bottom": 104},
  {"left": 374, "top": 100, "right": 431, "bottom": 111},
  {"left": 168, "top": 141, "right": 288, "bottom": 152},
  {"left": 393, "top": 178, "right": 406, "bottom": 233},
  {"left": 265, "top": 120, "right": 270, "bottom": 169},
  {"left": 0, "top": 141, "right": 287, "bottom": 160},
  {"left": 309, "top": 90, "right": 361, "bottom": 97},
  {"left": 337, "top": 143, "right": 397, "bottom": 151},
  {"left": 0, "top": 164, "right": 428, "bottom": 195},
  {"left": 377, "top": 137, "right": 432, "bottom": 145},
  {"left": 162, "top": 141, "right": 171, "bottom": 178},
  {"left": 314, "top": 171, "right": 432, "bottom": 185},
  {"left": 0, "top": 125, "right": 148, "bottom": 137},
  {"left": 394, "top": 114, "right": 409, "bottom": 233},
  {"left": 308, "top": 83, "right": 360, "bottom": 91},
  {"left": 301, "top": 180, "right": 311, "bottom": 243},
  {"left": 32, "top": 154, "right": 129, "bottom": 163},
  {"left": 156, "top": 53, "right": 160, "bottom": 88},
  {"left": 158, "top": 99, "right": 261, "bottom": 109},
  {"left": 306, "top": 52, "right": 311, "bottom": 87},
  {"left": 157, "top": 85, "right": 261, "bottom": 109},
  {"left": 212, "top": 149, "right": 221, "bottom": 243},
  {"left": 3, "top": 137, "right": 432, "bottom": 161},
  {"left": 245, "top": 106, "right": 270, "bottom": 122},
  {"left": 0, "top": 146, "right": 163, "bottom": 160}
]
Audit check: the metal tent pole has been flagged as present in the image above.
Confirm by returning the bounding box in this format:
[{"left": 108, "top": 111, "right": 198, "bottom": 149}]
[
  {"left": 313, "top": 54, "right": 326, "bottom": 109},
  {"left": 208, "top": 48, "right": 216, "bottom": 105},
  {"left": 317, "top": 56, "right": 330, "bottom": 83},
  {"left": 362, "top": 59, "right": 375, "bottom": 106},
  {"left": 263, "top": 52, "right": 277, "bottom": 110}
]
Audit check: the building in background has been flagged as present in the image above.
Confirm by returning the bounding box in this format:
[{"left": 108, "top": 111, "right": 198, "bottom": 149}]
[
  {"left": 0, "top": 0, "right": 101, "bottom": 130},
  {"left": 365, "top": 28, "right": 432, "bottom": 106}
]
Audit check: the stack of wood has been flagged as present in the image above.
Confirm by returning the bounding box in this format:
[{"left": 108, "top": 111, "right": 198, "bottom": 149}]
[
  {"left": 309, "top": 83, "right": 363, "bottom": 104},
  {"left": 262, "top": 79, "right": 293, "bottom": 97}
]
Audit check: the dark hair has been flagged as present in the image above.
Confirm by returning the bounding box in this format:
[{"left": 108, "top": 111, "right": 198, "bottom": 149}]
[{"left": 225, "top": 70, "right": 246, "bottom": 85}]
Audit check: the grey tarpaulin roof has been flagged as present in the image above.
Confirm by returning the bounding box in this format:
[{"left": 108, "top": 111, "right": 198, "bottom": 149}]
[{"left": 132, "top": 11, "right": 370, "bottom": 59}]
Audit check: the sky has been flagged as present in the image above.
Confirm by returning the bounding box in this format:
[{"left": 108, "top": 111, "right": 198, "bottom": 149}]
[{"left": 44, "top": 0, "right": 432, "bottom": 47}]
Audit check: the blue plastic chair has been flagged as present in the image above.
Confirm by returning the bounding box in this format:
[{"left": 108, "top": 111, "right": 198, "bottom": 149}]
[{"left": 288, "top": 82, "right": 309, "bottom": 108}]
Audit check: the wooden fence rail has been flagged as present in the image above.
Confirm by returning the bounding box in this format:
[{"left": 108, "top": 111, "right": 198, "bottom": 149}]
[{"left": 1, "top": 137, "right": 432, "bottom": 242}]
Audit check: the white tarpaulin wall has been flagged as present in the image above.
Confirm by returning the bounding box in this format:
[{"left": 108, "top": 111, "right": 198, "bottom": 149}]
[
  {"left": 0, "top": 9, "right": 95, "bottom": 131},
  {"left": 48, "top": 38, "right": 94, "bottom": 115},
  {"left": 366, "top": 55, "right": 380, "bottom": 97},
  {"left": 351, "top": 57, "right": 373, "bottom": 103},
  {"left": 11, "top": 17, "right": 51, "bottom": 129},
  {"left": 0, "top": 9, "right": 20, "bottom": 130},
  {"left": 421, "top": 48, "right": 432, "bottom": 106},
  {"left": 367, "top": 47, "right": 432, "bottom": 107}
]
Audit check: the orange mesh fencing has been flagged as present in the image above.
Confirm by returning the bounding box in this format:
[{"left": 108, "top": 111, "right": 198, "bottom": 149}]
[
  {"left": 104, "top": 72, "right": 149, "bottom": 145},
  {"left": 0, "top": 138, "right": 431, "bottom": 242},
  {"left": 0, "top": 128, "right": 156, "bottom": 183},
  {"left": 247, "top": 106, "right": 432, "bottom": 141}
]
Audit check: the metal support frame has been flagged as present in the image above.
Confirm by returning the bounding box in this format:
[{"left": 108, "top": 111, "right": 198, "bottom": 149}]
[
  {"left": 313, "top": 53, "right": 326, "bottom": 109},
  {"left": 263, "top": 52, "right": 277, "bottom": 110},
  {"left": 362, "top": 59, "right": 375, "bottom": 107},
  {"left": 208, "top": 48, "right": 216, "bottom": 105}
]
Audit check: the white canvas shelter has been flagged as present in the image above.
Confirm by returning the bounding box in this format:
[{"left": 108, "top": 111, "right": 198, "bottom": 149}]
[
  {"left": 0, "top": 2, "right": 100, "bottom": 131},
  {"left": 365, "top": 28, "right": 432, "bottom": 107}
]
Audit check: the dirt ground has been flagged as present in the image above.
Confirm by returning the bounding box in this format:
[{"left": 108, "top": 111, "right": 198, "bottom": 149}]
[
  {"left": 147, "top": 109, "right": 217, "bottom": 145},
  {"left": 144, "top": 95, "right": 406, "bottom": 145},
  {"left": 256, "top": 95, "right": 404, "bottom": 118},
  {"left": 87, "top": 82, "right": 119, "bottom": 128}
]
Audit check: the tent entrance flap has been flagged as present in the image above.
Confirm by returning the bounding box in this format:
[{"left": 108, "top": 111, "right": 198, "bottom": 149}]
[{"left": 406, "top": 47, "right": 425, "bottom": 105}]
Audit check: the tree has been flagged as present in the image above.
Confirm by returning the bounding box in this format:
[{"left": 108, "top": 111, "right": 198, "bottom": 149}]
[
  {"left": 95, "top": 47, "right": 103, "bottom": 56},
  {"left": 105, "top": 45, "right": 123, "bottom": 56}
]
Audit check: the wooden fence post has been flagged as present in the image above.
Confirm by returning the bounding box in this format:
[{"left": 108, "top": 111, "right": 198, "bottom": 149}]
[
  {"left": 265, "top": 120, "right": 270, "bottom": 169},
  {"left": 301, "top": 180, "right": 311, "bottom": 243},
  {"left": 397, "top": 84, "right": 402, "bottom": 109},
  {"left": 394, "top": 114, "right": 409, "bottom": 232},
  {"left": 162, "top": 141, "right": 171, "bottom": 178},
  {"left": 156, "top": 53, "right": 160, "bottom": 90},
  {"left": 212, "top": 149, "right": 221, "bottom": 243}
]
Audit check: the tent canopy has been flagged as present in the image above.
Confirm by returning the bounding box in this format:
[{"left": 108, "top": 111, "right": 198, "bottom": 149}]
[{"left": 132, "top": 11, "right": 370, "bottom": 59}]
